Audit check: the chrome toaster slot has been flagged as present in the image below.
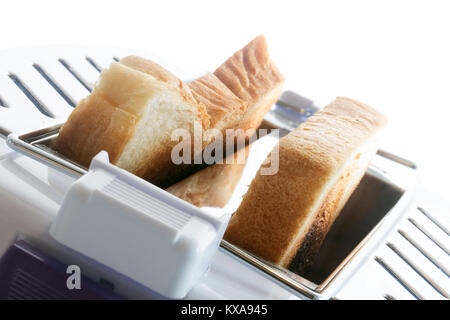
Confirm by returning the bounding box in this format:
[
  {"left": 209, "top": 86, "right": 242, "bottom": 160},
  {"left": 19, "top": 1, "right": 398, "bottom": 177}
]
[
  {"left": 220, "top": 147, "right": 419, "bottom": 299},
  {"left": 291, "top": 171, "right": 404, "bottom": 284}
]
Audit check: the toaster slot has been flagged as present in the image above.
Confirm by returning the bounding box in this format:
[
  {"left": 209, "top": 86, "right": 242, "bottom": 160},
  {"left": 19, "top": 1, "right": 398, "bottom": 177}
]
[
  {"left": 220, "top": 152, "right": 414, "bottom": 299},
  {"left": 216, "top": 113, "right": 416, "bottom": 298},
  {"left": 291, "top": 170, "right": 403, "bottom": 284}
]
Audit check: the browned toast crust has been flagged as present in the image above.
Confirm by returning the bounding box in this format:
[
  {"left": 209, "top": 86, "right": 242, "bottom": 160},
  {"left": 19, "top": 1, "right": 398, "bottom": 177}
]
[{"left": 214, "top": 35, "right": 285, "bottom": 131}]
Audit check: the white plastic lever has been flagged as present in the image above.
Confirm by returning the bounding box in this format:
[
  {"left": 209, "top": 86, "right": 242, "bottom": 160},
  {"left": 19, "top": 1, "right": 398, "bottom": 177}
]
[{"left": 50, "top": 151, "right": 230, "bottom": 299}]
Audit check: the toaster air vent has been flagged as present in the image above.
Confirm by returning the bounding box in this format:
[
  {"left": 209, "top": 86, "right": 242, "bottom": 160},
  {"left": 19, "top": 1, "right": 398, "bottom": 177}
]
[
  {"left": 374, "top": 206, "right": 450, "bottom": 300},
  {"left": 398, "top": 229, "right": 449, "bottom": 277},
  {"left": 32, "top": 63, "right": 76, "bottom": 107},
  {"left": 374, "top": 256, "right": 425, "bottom": 300},
  {"left": 8, "top": 73, "right": 54, "bottom": 118},
  {"left": 408, "top": 217, "right": 450, "bottom": 255},
  {"left": 386, "top": 242, "right": 449, "bottom": 298},
  {"left": 0, "top": 96, "right": 8, "bottom": 108},
  {"left": 58, "top": 58, "right": 93, "bottom": 92},
  {"left": 85, "top": 56, "right": 103, "bottom": 72},
  {"left": 417, "top": 207, "right": 450, "bottom": 236}
]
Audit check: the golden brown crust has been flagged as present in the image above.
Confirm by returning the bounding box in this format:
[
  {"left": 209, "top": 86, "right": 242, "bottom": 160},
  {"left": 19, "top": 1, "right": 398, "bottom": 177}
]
[
  {"left": 224, "top": 97, "right": 387, "bottom": 267},
  {"left": 213, "top": 35, "right": 285, "bottom": 131},
  {"left": 166, "top": 146, "right": 249, "bottom": 208},
  {"left": 188, "top": 73, "right": 247, "bottom": 130}
]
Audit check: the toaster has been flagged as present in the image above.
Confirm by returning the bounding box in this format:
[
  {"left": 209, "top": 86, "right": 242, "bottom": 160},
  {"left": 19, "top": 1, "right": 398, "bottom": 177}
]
[{"left": 0, "top": 46, "right": 448, "bottom": 300}]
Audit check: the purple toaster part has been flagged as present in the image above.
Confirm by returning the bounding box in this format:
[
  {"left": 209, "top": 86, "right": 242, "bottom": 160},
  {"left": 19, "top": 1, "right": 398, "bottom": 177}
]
[{"left": 0, "top": 240, "right": 123, "bottom": 300}]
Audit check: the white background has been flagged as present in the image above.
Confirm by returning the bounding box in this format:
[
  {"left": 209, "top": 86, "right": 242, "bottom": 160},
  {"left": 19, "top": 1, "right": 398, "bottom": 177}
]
[{"left": 1, "top": 0, "right": 449, "bottom": 200}]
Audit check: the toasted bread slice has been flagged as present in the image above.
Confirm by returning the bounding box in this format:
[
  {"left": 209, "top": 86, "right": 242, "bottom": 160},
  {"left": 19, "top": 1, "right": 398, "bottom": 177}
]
[
  {"left": 224, "top": 97, "right": 387, "bottom": 270},
  {"left": 54, "top": 62, "right": 209, "bottom": 187},
  {"left": 214, "top": 35, "right": 285, "bottom": 131},
  {"left": 121, "top": 56, "right": 247, "bottom": 137}
]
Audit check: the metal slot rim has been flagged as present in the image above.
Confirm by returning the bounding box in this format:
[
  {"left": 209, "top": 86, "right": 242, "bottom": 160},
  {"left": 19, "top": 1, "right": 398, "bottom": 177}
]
[{"left": 219, "top": 240, "right": 318, "bottom": 299}]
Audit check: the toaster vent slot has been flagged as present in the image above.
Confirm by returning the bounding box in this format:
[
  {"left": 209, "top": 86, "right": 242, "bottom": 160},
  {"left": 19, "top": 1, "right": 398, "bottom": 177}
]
[
  {"left": 58, "top": 58, "right": 93, "bottom": 92},
  {"left": 408, "top": 217, "right": 450, "bottom": 255},
  {"left": 386, "top": 242, "right": 449, "bottom": 298},
  {"left": 103, "top": 178, "right": 191, "bottom": 230},
  {"left": 374, "top": 256, "right": 424, "bottom": 300},
  {"left": 375, "top": 206, "right": 450, "bottom": 300},
  {"left": 8, "top": 73, "right": 54, "bottom": 118},
  {"left": 85, "top": 56, "right": 102, "bottom": 72},
  {"left": 398, "top": 230, "right": 450, "bottom": 277},
  {"left": 0, "top": 96, "right": 8, "bottom": 108},
  {"left": 418, "top": 206, "right": 450, "bottom": 236},
  {"left": 398, "top": 229, "right": 449, "bottom": 276},
  {"left": 32, "top": 63, "right": 76, "bottom": 107}
]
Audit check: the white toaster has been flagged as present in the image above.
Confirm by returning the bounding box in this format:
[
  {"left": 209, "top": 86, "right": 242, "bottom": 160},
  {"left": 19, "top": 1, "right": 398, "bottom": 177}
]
[{"left": 0, "top": 46, "right": 448, "bottom": 300}]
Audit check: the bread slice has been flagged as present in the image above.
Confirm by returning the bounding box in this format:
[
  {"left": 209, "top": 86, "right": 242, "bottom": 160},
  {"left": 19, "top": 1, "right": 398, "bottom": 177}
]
[
  {"left": 122, "top": 35, "right": 284, "bottom": 135},
  {"left": 167, "top": 36, "right": 284, "bottom": 203},
  {"left": 121, "top": 36, "right": 284, "bottom": 136},
  {"left": 188, "top": 72, "right": 247, "bottom": 135},
  {"left": 133, "top": 36, "right": 283, "bottom": 203},
  {"left": 224, "top": 97, "right": 387, "bottom": 270},
  {"left": 120, "top": 56, "right": 247, "bottom": 142},
  {"left": 213, "top": 35, "right": 285, "bottom": 131},
  {"left": 166, "top": 146, "right": 249, "bottom": 208},
  {"left": 54, "top": 61, "right": 209, "bottom": 187}
]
